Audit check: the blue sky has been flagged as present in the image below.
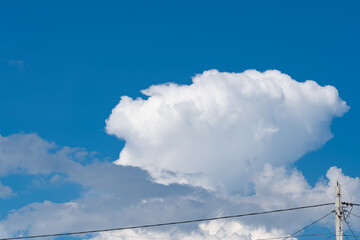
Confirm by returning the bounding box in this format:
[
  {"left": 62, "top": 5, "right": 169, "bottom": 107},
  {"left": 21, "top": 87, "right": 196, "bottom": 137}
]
[{"left": 0, "top": 1, "right": 360, "bottom": 239}]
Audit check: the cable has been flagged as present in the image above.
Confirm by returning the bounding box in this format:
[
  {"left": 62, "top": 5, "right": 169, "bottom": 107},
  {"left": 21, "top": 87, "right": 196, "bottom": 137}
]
[
  {"left": 343, "top": 203, "right": 360, "bottom": 207},
  {"left": 344, "top": 220, "right": 358, "bottom": 240},
  {"left": 282, "top": 211, "right": 335, "bottom": 240},
  {"left": 350, "top": 212, "right": 360, "bottom": 219},
  {"left": 344, "top": 235, "right": 360, "bottom": 238},
  {"left": 0, "top": 203, "right": 334, "bottom": 240},
  {"left": 343, "top": 203, "right": 353, "bottom": 223},
  {"left": 344, "top": 233, "right": 350, "bottom": 240},
  {"left": 339, "top": 184, "right": 353, "bottom": 205},
  {"left": 324, "top": 234, "right": 336, "bottom": 240},
  {"left": 255, "top": 233, "right": 335, "bottom": 240}
]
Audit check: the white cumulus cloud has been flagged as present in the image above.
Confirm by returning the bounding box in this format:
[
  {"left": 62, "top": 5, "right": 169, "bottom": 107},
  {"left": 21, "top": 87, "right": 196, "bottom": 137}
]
[
  {"left": 106, "top": 69, "right": 349, "bottom": 191},
  {"left": 90, "top": 221, "right": 285, "bottom": 240}
]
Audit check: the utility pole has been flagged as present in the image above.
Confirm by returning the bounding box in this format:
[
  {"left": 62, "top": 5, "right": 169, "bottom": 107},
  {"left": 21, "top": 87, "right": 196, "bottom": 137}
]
[{"left": 335, "top": 181, "right": 343, "bottom": 240}]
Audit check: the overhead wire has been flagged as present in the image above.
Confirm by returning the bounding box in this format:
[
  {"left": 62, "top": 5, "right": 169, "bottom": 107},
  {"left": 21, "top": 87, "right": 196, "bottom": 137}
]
[
  {"left": 343, "top": 203, "right": 360, "bottom": 207},
  {"left": 344, "top": 220, "right": 358, "bottom": 240},
  {"left": 350, "top": 212, "right": 360, "bottom": 219},
  {"left": 255, "top": 233, "right": 335, "bottom": 240},
  {"left": 0, "top": 203, "right": 334, "bottom": 240},
  {"left": 338, "top": 200, "right": 360, "bottom": 240},
  {"left": 321, "top": 199, "right": 360, "bottom": 240},
  {"left": 324, "top": 234, "right": 336, "bottom": 240},
  {"left": 339, "top": 184, "right": 352, "bottom": 204},
  {"left": 343, "top": 201, "right": 353, "bottom": 224},
  {"left": 282, "top": 211, "right": 335, "bottom": 240}
]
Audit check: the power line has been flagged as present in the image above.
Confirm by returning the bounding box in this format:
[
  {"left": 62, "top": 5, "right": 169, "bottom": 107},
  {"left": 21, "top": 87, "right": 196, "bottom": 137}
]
[
  {"left": 0, "top": 203, "right": 334, "bottom": 240},
  {"left": 344, "top": 220, "right": 358, "bottom": 240},
  {"left": 325, "top": 234, "right": 336, "bottom": 240},
  {"left": 342, "top": 203, "right": 360, "bottom": 207},
  {"left": 282, "top": 211, "right": 335, "bottom": 240},
  {"left": 339, "top": 184, "right": 353, "bottom": 205},
  {"left": 255, "top": 233, "right": 335, "bottom": 240},
  {"left": 350, "top": 212, "right": 360, "bottom": 219}
]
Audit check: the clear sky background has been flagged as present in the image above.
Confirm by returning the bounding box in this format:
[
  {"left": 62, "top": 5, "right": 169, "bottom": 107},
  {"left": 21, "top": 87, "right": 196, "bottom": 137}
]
[{"left": 0, "top": 1, "right": 359, "bottom": 240}]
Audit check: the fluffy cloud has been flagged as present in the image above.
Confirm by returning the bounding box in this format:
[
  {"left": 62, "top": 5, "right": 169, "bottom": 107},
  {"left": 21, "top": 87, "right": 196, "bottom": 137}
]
[
  {"left": 106, "top": 69, "right": 349, "bottom": 191},
  {"left": 0, "top": 182, "right": 13, "bottom": 198},
  {"left": 87, "top": 166, "right": 360, "bottom": 240},
  {"left": 0, "top": 133, "right": 192, "bottom": 204},
  {"left": 1, "top": 133, "right": 360, "bottom": 240},
  {"left": 2, "top": 163, "right": 356, "bottom": 240},
  {"left": 0, "top": 133, "right": 202, "bottom": 237},
  {"left": 90, "top": 221, "right": 285, "bottom": 240},
  {"left": 0, "top": 69, "right": 353, "bottom": 239},
  {"left": 246, "top": 165, "right": 359, "bottom": 214},
  {"left": 0, "top": 133, "right": 76, "bottom": 176}
]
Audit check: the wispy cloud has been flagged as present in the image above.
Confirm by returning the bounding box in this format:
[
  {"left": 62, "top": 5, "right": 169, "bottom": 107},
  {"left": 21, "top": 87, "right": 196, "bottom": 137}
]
[
  {"left": 8, "top": 59, "right": 24, "bottom": 68},
  {"left": 0, "top": 58, "right": 24, "bottom": 68}
]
